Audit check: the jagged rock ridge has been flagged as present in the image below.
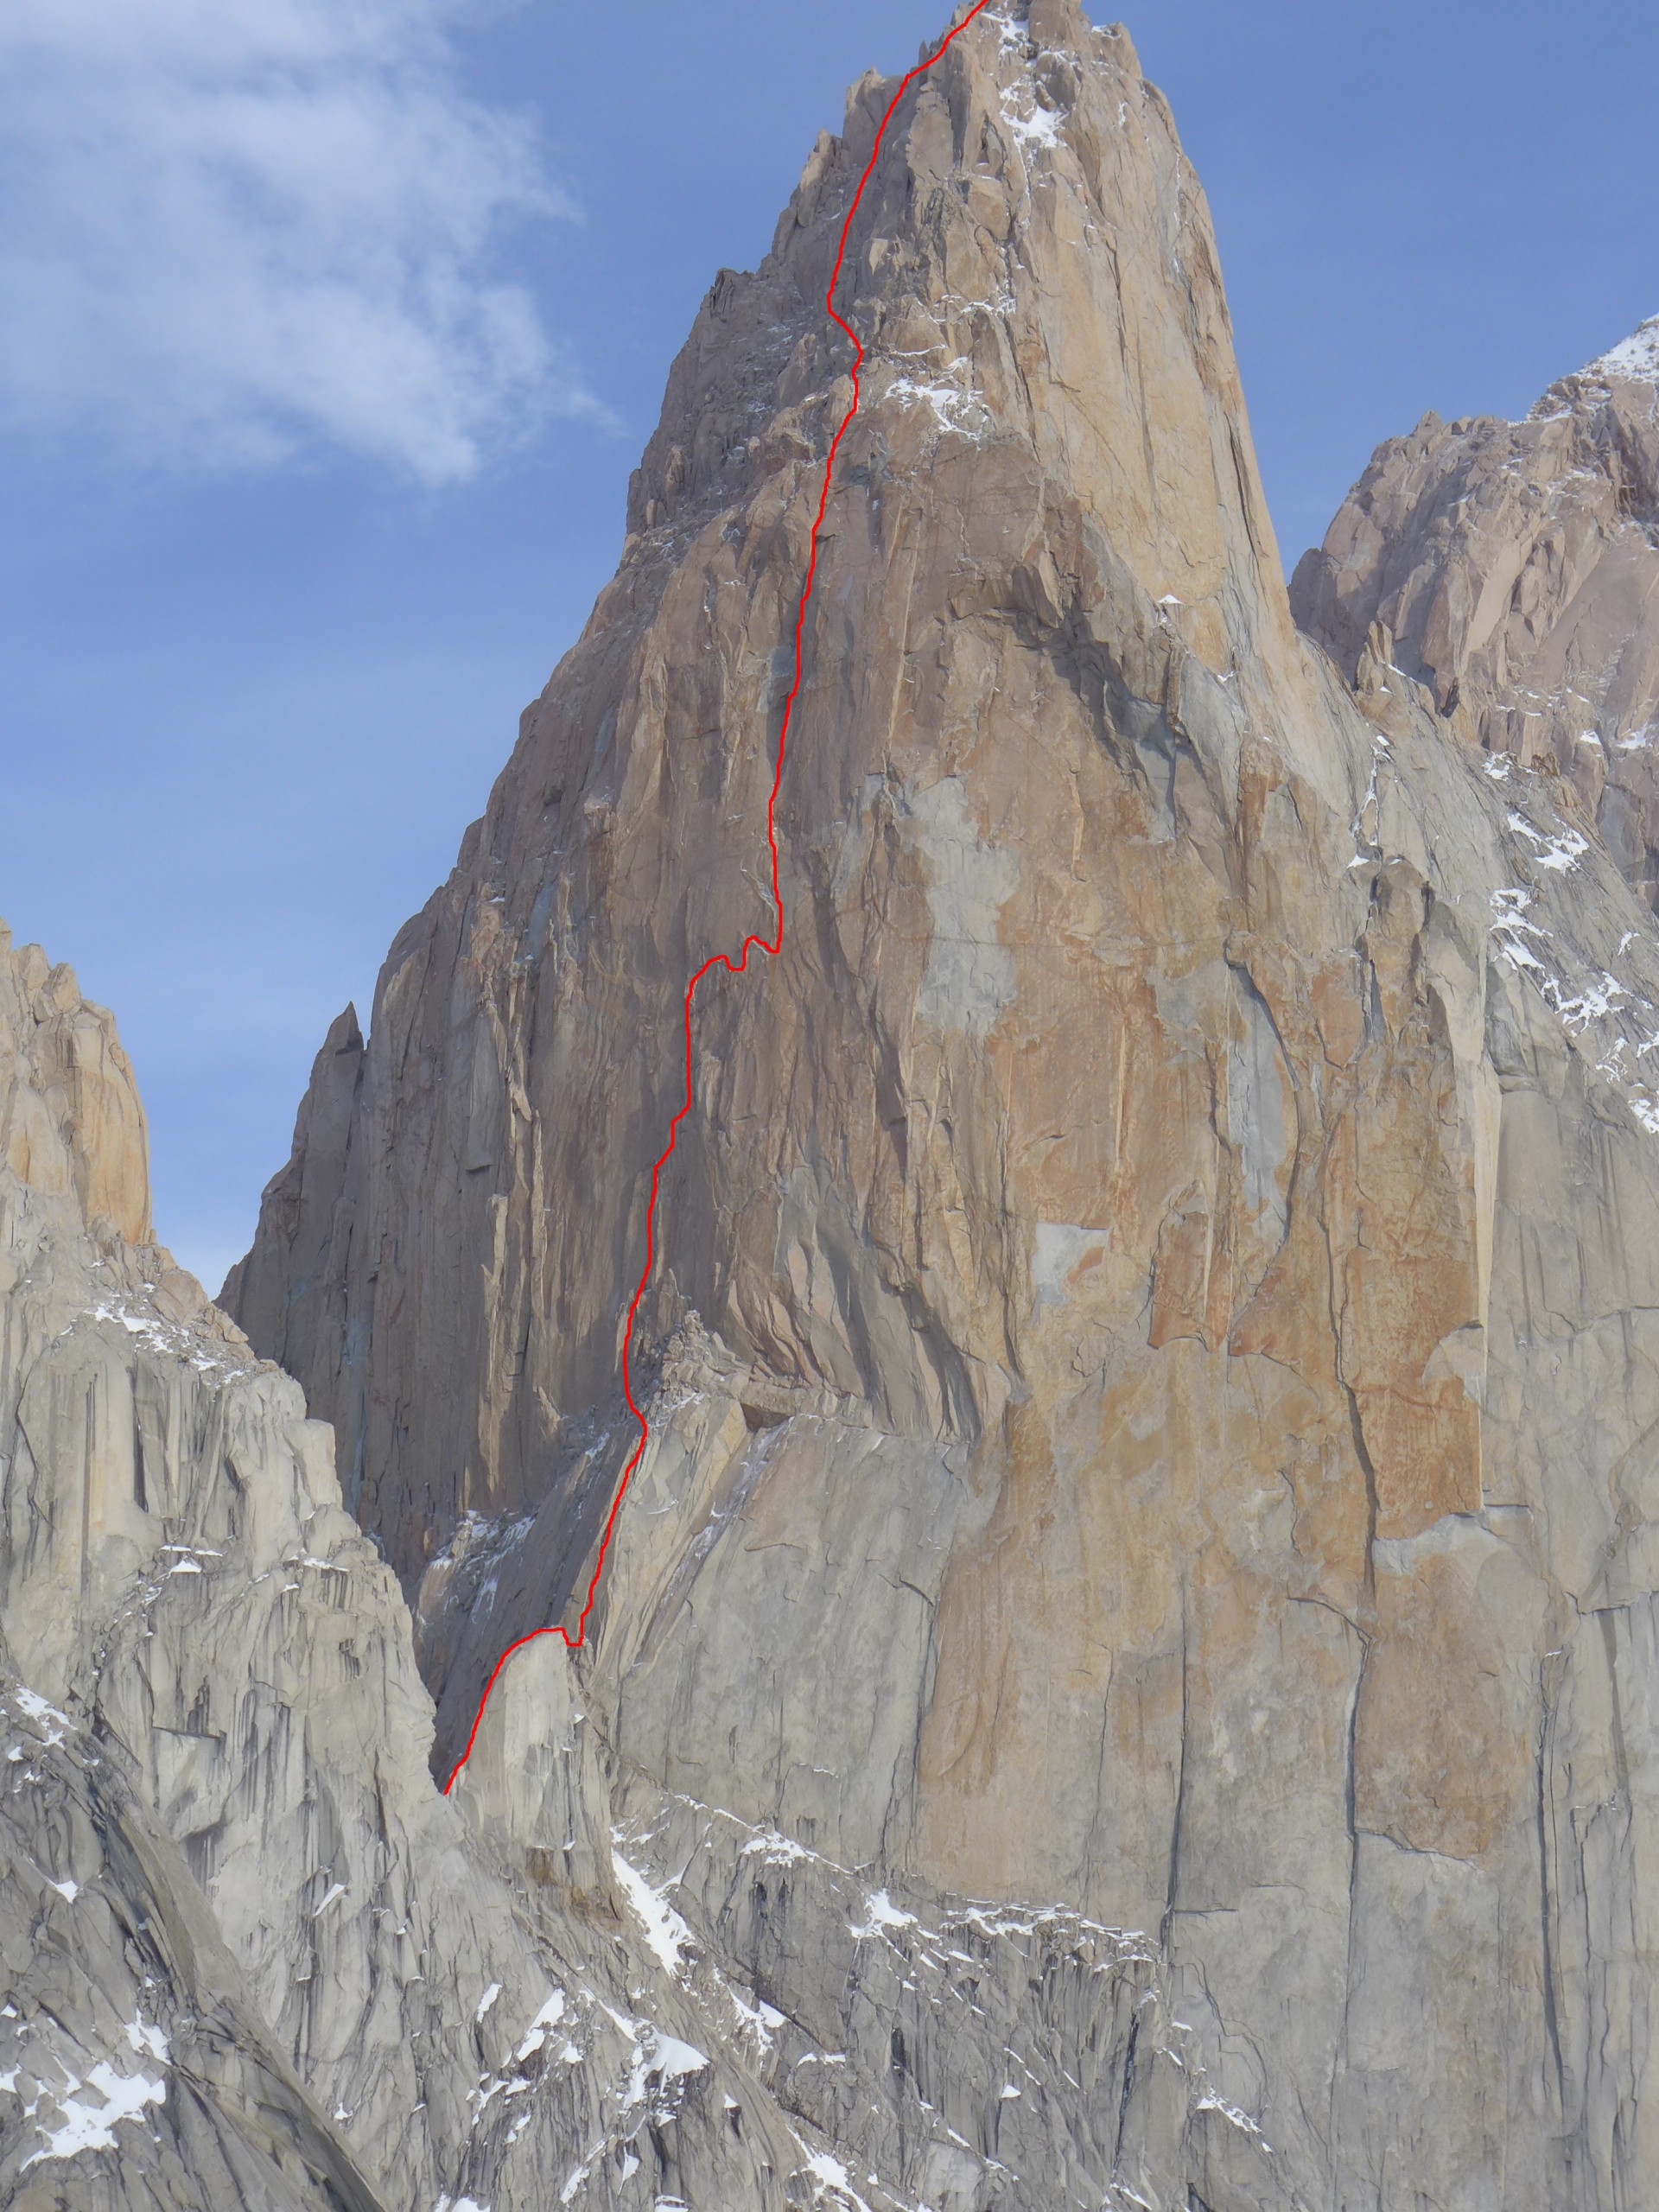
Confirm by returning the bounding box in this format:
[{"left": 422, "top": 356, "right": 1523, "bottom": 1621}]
[{"left": 0, "top": 924, "right": 840, "bottom": 2209}]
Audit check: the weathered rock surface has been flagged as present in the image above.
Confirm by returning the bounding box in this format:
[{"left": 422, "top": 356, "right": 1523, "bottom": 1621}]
[
  {"left": 0, "top": 1674, "right": 388, "bottom": 2212},
  {"left": 1292, "top": 313, "right": 1659, "bottom": 907},
  {"left": 23, "top": 1, "right": 1659, "bottom": 2206}
]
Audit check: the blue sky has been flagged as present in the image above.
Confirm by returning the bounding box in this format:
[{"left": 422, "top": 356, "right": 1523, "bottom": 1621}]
[{"left": 4, "top": 0, "right": 1657, "bottom": 1293}]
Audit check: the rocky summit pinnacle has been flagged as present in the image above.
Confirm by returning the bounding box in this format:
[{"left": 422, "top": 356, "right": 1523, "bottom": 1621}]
[
  {"left": 1580, "top": 310, "right": 1659, "bottom": 387},
  {"left": 10, "top": 3, "right": 1659, "bottom": 2206},
  {"left": 1293, "top": 308, "right": 1659, "bottom": 912}
]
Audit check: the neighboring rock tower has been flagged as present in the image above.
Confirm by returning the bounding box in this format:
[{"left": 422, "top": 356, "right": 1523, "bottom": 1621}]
[{"left": 1294, "top": 315, "right": 1659, "bottom": 907}]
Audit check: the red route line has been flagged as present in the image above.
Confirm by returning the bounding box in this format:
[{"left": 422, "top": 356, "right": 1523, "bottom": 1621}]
[{"left": 442, "top": 1, "right": 993, "bottom": 1798}]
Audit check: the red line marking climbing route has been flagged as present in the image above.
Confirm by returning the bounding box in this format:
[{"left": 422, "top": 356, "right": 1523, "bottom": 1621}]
[{"left": 442, "top": 1, "right": 993, "bottom": 1797}]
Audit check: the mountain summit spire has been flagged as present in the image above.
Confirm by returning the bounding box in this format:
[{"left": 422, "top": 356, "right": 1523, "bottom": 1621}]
[{"left": 0, "top": 7, "right": 1646, "bottom": 2205}]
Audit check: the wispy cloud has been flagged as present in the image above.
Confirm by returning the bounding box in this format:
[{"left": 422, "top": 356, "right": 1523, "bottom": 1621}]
[{"left": 0, "top": 0, "right": 587, "bottom": 481}]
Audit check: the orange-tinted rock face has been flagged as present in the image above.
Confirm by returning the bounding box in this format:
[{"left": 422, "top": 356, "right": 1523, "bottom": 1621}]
[
  {"left": 226, "top": 5, "right": 1659, "bottom": 2202},
  {"left": 0, "top": 929, "right": 152, "bottom": 1249},
  {"left": 226, "top": 3, "right": 1322, "bottom": 1583}
]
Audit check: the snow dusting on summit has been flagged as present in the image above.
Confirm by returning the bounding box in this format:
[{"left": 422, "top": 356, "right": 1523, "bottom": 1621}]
[{"left": 1579, "top": 315, "right": 1659, "bottom": 387}]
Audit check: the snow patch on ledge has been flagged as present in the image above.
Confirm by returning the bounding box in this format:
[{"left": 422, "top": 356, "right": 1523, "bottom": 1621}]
[
  {"left": 1001, "top": 87, "right": 1063, "bottom": 150},
  {"left": 11, "top": 1685, "right": 69, "bottom": 1742},
  {"left": 849, "top": 1888, "right": 918, "bottom": 1942},
  {"left": 22, "top": 2056, "right": 168, "bottom": 2169},
  {"left": 1506, "top": 811, "right": 1587, "bottom": 874},
  {"left": 798, "top": 2144, "right": 875, "bottom": 2212},
  {"left": 611, "top": 1840, "right": 694, "bottom": 1977},
  {"left": 883, "top": 373, "right": 992, "bottom": 443}
]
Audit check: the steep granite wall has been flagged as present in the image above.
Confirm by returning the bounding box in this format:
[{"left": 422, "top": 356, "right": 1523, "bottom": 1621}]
[
  {"left": 211, "top": 3, "right": 1659, "bottom": 2204},
  {"left": 0, "top": 910, "right": 1274, "bottom": 2212}
]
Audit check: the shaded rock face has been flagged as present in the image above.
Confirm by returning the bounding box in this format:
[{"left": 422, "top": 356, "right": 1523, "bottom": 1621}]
[
  {"left": 0, "top": 928, "right": 634, "bottom": 2209},
  {"left": 1291, "top": 315, "right": 1659, "bottom": 906},
  {"left": 119, "top": 3, "right": 1659, "bottom": 2207}
]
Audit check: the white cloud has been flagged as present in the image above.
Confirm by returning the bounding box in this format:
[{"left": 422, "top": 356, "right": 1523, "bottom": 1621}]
[{"left": 0, "top": 0, "right": 587, "bottom": 481}]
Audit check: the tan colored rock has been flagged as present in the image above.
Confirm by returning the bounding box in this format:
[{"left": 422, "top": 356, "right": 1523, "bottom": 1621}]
[
  {"left": 0, "top": 922, "right": 151, "bottom": 1245},
  {"left": 228, "top": 0, "right": 1337, "bottom": 1586},
  {"left": 179, "top": 4, "right": 1659, "bottom": 2204}
]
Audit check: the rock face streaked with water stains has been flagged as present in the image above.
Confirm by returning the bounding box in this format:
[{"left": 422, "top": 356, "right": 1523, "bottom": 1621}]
[{"left": 11, "top": 0, "right": 1659, "bottom": 2204}]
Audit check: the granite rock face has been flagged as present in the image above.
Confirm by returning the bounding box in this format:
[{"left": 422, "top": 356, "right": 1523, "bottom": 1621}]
[
  {"left": 223, "top": 0, "right": 1313, "bottom": 1596},
  {"left": 1292, "top": 315, "right": 1659, "bottom": 907},
  {"left": 0, "top": 918, "right": 1278, "bottom": 2206},
  {"left": 31, "top": 0, "right": 1659, "bottom": 2205},
  {"left": 0, "top": 929, "right": 936, "bottom": 2209}
]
